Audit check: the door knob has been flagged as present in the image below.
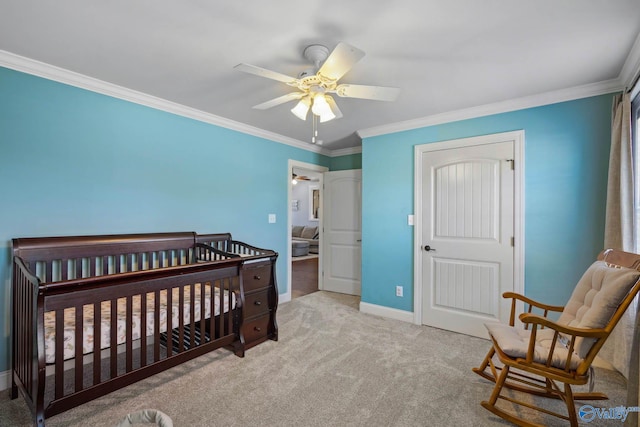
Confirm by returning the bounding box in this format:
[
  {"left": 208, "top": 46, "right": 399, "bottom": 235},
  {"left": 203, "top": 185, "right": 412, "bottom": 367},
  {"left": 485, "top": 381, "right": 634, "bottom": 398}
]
[{"left": 424, "top": 245, "right": 435, "bottom": 252}]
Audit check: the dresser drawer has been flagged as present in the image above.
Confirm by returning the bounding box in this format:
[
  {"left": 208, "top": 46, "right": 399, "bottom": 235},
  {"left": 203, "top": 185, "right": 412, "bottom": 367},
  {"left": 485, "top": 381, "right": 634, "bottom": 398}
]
[
  {"left": 242, "top": 314, "right": 270, "bottom": 344},
  {"left": 243, "top": 289, "right": 270, "bottom": 319},
  {"left": 242, "top": 264, "right": 272, "bottom": 292}
]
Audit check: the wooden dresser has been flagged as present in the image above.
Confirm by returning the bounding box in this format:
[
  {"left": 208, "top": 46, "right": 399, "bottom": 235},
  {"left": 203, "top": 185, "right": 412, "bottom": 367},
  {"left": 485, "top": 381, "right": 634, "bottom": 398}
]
[{"left": 235, "top": 258, "right": 278, "bottom": 356}]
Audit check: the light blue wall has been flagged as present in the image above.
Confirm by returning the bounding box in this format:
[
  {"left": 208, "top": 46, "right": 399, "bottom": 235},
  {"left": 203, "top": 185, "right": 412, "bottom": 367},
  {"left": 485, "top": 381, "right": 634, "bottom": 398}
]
[
  {"left": 0, "top": 67, "right": 330, "bottom": 372},
  {"left": 362, "top": 94, "right": 614, "bottom": 313}
]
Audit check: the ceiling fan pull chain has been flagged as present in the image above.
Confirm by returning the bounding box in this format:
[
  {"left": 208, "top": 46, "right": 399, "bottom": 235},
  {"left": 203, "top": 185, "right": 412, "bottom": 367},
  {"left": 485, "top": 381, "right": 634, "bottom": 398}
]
[{"left": 312, "top": 114, "right": 317, "bottom": 144}]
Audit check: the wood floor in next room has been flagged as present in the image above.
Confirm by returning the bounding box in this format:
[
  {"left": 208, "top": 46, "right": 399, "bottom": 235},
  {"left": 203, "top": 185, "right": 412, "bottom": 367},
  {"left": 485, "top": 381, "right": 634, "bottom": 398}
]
[{"left": 292, "top": 255, "right": 318, "bottom": 299}]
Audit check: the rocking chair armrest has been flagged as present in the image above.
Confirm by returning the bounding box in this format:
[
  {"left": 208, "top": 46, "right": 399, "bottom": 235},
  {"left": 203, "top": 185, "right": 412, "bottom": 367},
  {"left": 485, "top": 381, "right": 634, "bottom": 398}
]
[
  {"left": 502, "top": 292, "right": 565, "bottom": 326},
  {"left": 519, "top": 313, "right": 608, "bottom": 339},
  {"left": 503, "top": 292, "right": 565, "bottom": 312}
]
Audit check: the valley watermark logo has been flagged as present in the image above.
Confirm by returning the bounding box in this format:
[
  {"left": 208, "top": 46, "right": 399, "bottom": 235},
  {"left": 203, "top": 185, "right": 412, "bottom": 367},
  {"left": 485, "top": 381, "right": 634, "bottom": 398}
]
[{"left": 579, "top": 405, "right": 640, "bottom": 422}]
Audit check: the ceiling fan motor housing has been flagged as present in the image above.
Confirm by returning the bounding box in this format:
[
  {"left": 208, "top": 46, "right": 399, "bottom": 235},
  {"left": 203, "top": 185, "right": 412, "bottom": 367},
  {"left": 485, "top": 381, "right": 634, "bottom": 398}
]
[{"left": 303, "top": 44, "right": 330, "bottom": 67}]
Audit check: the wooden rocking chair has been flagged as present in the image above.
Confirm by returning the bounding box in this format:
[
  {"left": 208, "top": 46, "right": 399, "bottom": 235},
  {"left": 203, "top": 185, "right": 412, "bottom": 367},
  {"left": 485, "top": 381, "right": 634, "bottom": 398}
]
[{"left": 473, "top": 249, "right": 640, "bottom": 426}]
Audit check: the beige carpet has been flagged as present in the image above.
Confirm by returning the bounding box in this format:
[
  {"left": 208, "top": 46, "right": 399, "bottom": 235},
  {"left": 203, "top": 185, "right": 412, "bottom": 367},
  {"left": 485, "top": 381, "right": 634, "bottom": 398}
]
[{"left": 0, "top": 291, "right": 628, "bottom": 426}]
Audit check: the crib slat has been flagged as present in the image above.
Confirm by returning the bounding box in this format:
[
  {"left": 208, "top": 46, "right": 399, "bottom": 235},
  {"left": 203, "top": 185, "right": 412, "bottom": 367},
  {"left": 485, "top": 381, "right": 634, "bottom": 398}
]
[
  {"left": 200, "top": 282, "right": 206, "bottom": 343},
  {"left": 61, "top": 259, "right": 68, "bottom": 281},
  {"left": 74, "top": 306, "right": 84, "bottom": 392},
  {"left": 140, "top": 292, "right": 147, "bottom": 367},
  {"left": 27, "top": 278, "right": 33, "bottom": 388},
  {"left": 217, "top": 278, "right": 226, "bottom": 338},
  {"left": 89, "top": 257, "right": 96, "bottom": 277},
  {"left": 210, "top": 280, "right": 216, "bottom": 340},
  {"left": 178, "top": 285, "right": 185, "bottom": 353},
  {"left": 93, "top": 301, "right": 101, "bottom": 385},
  {"left": 55, "top": 310, "right": 64, "bottom": 399},
  {"left": 219, "top": 279, "right": 225, "bottom": 339},
  {"left": 166, "top": 289, "right": 173, "bottom": 357},
  {"left": 110, "top": 298, "right": 117, "bottom": 379},
  {"left": 23, "top": 278, "right": 31, "bottom": 393},
  {"left": 45, "top": 262, "right": 52, "bottom": 283},
  {"left": 17, "top": 275, "right": 22, "bottom": 391},
  {"left": 190, "top": 284, "right": 196, "bottom": 348},
  {"left": 103, "top": 256, "right": 109, "bottom": 276},
  {"left": 126, "top": 296, "right": 133, "bottom": 372},
  {"left": 154, "top": 290, "right": 160, "bottom": 362},
  {"left": 13, "top": 277, "right": 20, "bottom": 390}
]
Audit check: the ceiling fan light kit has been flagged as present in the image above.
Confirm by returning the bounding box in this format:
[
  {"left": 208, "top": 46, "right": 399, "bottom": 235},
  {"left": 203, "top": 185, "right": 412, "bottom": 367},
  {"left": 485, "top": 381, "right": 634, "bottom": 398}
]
[
  {"left": 235, "top": 42, "right": 400, "bottom": 143},
  {"left": 291, "top": 96, "right": 311, "bottom": 120}
]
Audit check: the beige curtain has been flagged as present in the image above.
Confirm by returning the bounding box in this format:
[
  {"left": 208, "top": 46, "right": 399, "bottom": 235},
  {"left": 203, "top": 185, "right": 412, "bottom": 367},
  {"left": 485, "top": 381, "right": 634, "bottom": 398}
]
[
  {"left": 603, "top": 93, "right": 636, "bottom": 426},
  {"left": 604, "top": 92, "right": 634, "bottom": 250}
]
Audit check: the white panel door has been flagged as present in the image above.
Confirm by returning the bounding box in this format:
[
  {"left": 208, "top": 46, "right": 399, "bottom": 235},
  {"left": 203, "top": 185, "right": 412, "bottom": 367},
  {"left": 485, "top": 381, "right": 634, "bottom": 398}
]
[
  {"left": 421, "top": 141, "right": 514, "bottom": 337},
  {"left": 322, "top": 170, "right": 362, "bottom": 295}
]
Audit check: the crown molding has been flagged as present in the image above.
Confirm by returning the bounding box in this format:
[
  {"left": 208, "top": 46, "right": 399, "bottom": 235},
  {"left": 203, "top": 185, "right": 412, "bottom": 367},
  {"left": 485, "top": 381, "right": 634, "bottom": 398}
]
[
  {"left": 0, "top": 50, "right": 333, "bottom": 156},
  {"left": 620, "top": 31, "right": 640, "bottom": 88},
  {"left": 329, "top": 146, "right": 362, "bottom": 157},
  {"left": 358, "top": 78, "right": 623, "bottom": 139},
  {"left": 3, "top": 48, "right": 633, "bottom": 156}
]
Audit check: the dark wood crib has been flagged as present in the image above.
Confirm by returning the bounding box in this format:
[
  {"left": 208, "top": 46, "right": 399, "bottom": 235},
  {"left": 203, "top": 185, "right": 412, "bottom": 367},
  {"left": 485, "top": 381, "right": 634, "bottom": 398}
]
[{"left": 11, "top": 232, "right": 278, "bottom": 426}]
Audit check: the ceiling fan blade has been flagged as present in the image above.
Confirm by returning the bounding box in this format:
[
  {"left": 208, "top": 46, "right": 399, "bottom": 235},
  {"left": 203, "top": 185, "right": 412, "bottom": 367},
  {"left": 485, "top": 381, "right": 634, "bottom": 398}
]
[
  {"left": 252, "top": 92, "right": 305, "bottom": 110},
  {"left": 335, "top": 84, "right": 400, "bottom": 102},
  {"left": 325, "top": 95, "right": 343, "bottom": 120},
  {"left": 234, "top": 63, "right": 298, "bottom": 84},
  {"left": 317, "top": 42, "right": 365, "bottom": 81}
]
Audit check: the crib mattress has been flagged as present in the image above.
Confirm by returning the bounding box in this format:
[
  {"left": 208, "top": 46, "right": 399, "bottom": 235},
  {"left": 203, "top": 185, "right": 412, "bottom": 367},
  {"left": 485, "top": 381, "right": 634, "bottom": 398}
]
[{"left": 43, "top": 284, "right": 235, "bottom": 364}]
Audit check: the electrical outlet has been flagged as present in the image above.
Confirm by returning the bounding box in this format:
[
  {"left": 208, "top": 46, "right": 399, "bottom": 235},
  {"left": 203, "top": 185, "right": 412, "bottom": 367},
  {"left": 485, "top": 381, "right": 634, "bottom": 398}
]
[{"left": 396, "top": 285, "right": 403, "bottom": 297}]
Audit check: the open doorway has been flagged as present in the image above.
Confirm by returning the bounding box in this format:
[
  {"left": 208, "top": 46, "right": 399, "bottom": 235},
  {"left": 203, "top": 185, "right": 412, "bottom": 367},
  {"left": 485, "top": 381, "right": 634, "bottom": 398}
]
[{"left": 286, "top": 160, "right": 328, "bottom": 302}]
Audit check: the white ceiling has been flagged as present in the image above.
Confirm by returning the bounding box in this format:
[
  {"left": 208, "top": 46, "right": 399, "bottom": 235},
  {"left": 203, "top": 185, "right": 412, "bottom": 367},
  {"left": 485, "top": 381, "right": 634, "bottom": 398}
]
[{"left": 1, "top": 1, "right": 640, "bottom": 152}]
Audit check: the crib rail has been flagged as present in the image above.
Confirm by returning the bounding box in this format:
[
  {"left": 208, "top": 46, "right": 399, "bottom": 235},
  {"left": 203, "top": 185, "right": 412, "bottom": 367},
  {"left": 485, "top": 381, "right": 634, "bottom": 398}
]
[
  {"left": 195, "top": 242, "right": 239, "bottom": 262},
  {"left": 13, "top": 232, "right": 198, "bottom": 284},
  {"left": 229, "top": 240, "right": 275, "bottom": 258},
  {"left": 195, "top": 233, "right": 233, "bottom": 252},
  {"left": 195, "top": 234, "right": 276, "bottom": 261}
]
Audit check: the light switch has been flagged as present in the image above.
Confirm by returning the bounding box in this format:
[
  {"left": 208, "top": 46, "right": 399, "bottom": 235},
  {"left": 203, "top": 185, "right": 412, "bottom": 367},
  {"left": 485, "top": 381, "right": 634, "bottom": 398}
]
[
  {"left": 408, "top": 214, "right": 414, "bottom": 226},
  {"left": 268, "top": 214, "right": 276, "bottom": 223}
]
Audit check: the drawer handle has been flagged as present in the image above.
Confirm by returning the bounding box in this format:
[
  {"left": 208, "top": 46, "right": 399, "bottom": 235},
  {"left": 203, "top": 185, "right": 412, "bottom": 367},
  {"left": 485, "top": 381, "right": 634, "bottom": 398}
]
[
  {"left": 254, "top": 300, "right": 262, "bottom": 306},
  {"left": 254, "top": 326, "right": 262, "bottom": 332},
  {"left": 254, "top": 275, "right": 261, "bottom": 280}
]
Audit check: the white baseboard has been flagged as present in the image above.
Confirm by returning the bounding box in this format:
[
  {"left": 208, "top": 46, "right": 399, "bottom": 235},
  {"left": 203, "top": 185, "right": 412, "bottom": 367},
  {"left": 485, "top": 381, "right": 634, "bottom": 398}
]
[
  {"left": 359, "top": 301, "right": 414, "bottom": 323},
  {"left": 0, "top": 369, "right": 10, "bottom": 392},
  {"left": 279, "top": 292, "right": 291, "bottom": 304}
]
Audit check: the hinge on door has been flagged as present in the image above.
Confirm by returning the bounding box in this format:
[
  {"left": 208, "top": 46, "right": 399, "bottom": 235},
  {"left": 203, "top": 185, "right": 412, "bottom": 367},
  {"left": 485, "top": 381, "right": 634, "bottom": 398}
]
[
  {"left": 511, "top": 236, "right": 515, "bottom": 247},
  {"left": 506, "top": 159, "right": 514, "bottom": 170}
]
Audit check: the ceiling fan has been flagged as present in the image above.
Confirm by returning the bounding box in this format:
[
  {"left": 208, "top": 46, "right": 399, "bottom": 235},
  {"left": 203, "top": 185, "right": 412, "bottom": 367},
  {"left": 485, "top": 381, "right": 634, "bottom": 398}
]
[
  {"left": 234, "top": 42, "right": 400, "bottom": 125},
  {"left": 291, "top": 173, "right": 318, "bottom": 185}
]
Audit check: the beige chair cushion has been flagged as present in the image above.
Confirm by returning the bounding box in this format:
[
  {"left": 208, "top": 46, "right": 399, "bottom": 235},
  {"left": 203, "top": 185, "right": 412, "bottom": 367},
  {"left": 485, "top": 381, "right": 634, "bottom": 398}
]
[
  {"left": 485, "top": 322, "right": 583, "bottom": 370},
  {"left": 558, "top": 261, "right": 640, "bottom": 358},
  {"left": 486, "top": 260, "right": 639, "bottom": 370}
]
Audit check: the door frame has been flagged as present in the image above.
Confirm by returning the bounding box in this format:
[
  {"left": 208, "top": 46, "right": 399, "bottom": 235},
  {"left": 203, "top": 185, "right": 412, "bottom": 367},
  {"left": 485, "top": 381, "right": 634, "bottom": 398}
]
[
  {"left": 412, "top": 130, "right": 525, "bottom": 325},
  {"left": 285, "top": 159, "right": 329, "bottom": 303}
]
